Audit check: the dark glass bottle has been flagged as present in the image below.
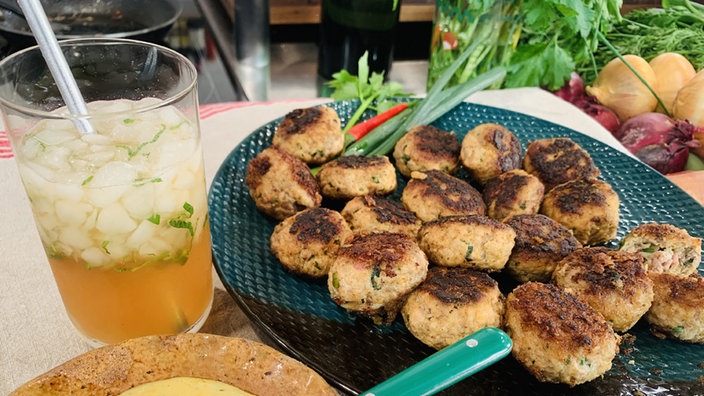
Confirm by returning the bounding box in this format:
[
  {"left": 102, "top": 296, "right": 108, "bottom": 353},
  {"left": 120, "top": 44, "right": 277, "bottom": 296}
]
[{"left": 317, "top": 0, "right": 401, "bottom": 81}]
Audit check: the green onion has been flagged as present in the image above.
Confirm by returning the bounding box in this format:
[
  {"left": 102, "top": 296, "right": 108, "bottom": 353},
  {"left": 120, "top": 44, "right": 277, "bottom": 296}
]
[{"left": 367, "top": 67, "right": 506, "bottom": 157}]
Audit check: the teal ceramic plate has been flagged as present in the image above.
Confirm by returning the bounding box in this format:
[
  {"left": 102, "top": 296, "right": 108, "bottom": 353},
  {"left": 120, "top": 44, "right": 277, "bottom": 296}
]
[{"left": 209, "top": 100, "right": 704, "bottom": 395}]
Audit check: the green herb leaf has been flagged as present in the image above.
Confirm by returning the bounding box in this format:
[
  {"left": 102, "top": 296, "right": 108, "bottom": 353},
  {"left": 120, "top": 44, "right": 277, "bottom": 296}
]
[
  {"left": 147, "top": 214, "right": 161, "bottom": 225},
  {"left": 503, "top": 0, "right": 622, "bottom": 89},
  {"left": 326, "top": 51, "right": 410, "bottom": 132},
  {"left": 465, "top": 244, "right": 474, "bottom": 261},
  {"left": 371, "top": 265, "right": 382, "bottom": 290},
  {"left": 101, "top": 240, "right": 111, "bottom": 254},
  {"left": 81, "top": 175, "right": 93, "bottom": 186},
  {"left": 183, "top": 202, "right": 194, "bottom": 217},
  {"left": 169, "top": 219, "right": 194, "bottom": 236}
]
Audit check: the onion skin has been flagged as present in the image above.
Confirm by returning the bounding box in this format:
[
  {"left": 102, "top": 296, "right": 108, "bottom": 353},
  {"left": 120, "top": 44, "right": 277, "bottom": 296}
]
[
  {"left": 649, "top": 53, "right": 696, "bottom": 115},
  {"left": 616, "top": 112, "right": 698, "bottom": 174},
  {"left": 673, "top": 69, "right": 704, "bottom": 128},
  {"left": 553, "top": 73, "right": 621, "bottom": 134},
  {"left": 580, "top": 102, "right": 621, "bottom": 135},
  {"left": 554, "top": 72, "right": 587, "bottom": 104},
  {"left": 586, "top": 55, "right": 659, "bottom": 121}
]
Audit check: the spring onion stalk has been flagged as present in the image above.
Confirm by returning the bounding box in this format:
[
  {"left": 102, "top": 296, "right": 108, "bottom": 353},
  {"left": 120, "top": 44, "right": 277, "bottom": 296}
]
[
  {"left": 310, "top": 38, "right": 503, "bottom": 178},
  {"left": 367, "top": 67, "right": 507, "bottom": 156},
  {"left": 343, "top": 107, "right": 414, "bottom": 156}
]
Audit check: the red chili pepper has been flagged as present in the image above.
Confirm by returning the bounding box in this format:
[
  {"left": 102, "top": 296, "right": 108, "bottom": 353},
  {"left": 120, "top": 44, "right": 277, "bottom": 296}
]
[{"left": 346, "top": 102, "right": 409, "bottom": 142}]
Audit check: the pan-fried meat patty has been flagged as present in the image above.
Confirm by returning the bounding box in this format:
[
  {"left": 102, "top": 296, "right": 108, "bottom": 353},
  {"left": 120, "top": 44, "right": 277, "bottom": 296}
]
[
  {"left": 460, "top": 123, "right": 522, "bottom": 186},
  {"left": 619, "top": 222, "right": 702, "bottom": 276},
  {"left": 272, "top": 106, "right": 344, "bottom": 165},
  {"left": 245, "top": 146, "right": 322, "bottom": 220},
  {"left": 328, "top": 232, "right": 429, "bottom": 325},
  {"left": 540, "top": 178, "right": 620, "bottom": 246},
  {"left": 483, "top": 169, "right": 545, "bottom": 222},
  {"left": 401, "top": 170, "right": 485, "bottom": 222},
  {"left": 316, "top": 155, "right": 397, "bottom": 200},
  {"left": 552, "top": 247, "right": 653, "bottom": 332},
  {"left": 504, "top": 214, "right": 582, "bottom": 283},
  {"left": 340, "top": 195, "right": 422, "bottom": 239},
  {"left": 393, "top": 125, "right": 461, "bottom": 177},
  {"left": 646, "top": 272, "right": 704, "bottom": 343},
  {"left": 270, "top": 207, "right": 353, "bottom": 278},
  {"left": 402, "top": 266, "right": 505, "bottom": 350},
  {"left": 505, "top": 282, "right": 620, "bottom": 387},
  {"left": 418, "top": 215, "right": 516, "bottom": 272},
  {"left": 523, "top": 137, "right": 600, "bottom": 191}
]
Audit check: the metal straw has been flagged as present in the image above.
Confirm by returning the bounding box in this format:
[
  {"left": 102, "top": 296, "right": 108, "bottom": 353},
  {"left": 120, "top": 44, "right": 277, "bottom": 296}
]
[{"left": 18, "top": 0, "right": 94, "bottom": 134}]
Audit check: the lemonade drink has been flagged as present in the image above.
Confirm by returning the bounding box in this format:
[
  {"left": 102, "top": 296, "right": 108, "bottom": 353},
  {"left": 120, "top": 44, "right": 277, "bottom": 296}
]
[{"left": 13, "top": 98, "right": 213, "bottom": 345}]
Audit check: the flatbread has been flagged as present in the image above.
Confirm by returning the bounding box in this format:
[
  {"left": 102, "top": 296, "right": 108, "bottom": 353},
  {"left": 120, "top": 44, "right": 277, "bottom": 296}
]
[{"left": 11, "top": 333, "right": 337, "bottom": 396}]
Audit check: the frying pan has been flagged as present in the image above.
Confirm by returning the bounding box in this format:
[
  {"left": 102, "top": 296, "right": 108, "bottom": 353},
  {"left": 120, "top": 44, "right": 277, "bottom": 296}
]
[{"left": 0, "top": 0, "right": 182, "bottom": 53}]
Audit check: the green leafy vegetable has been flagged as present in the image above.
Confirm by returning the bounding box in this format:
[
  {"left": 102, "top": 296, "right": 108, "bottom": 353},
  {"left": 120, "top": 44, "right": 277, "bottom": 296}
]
[
  {"left": 326, "top": 51, "right": 409, "bottom": 132},
  {"left": 577, "top": 0, "right": 704, "bottom": 84},
  {"left": 504, "top": 0, "right": 622, "bottom": 89}
]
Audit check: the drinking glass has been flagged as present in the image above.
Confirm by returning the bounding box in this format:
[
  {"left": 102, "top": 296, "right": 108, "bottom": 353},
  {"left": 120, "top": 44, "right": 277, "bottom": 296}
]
[{"left": 0, "top": 38, "right": 213, "bottom": 346}]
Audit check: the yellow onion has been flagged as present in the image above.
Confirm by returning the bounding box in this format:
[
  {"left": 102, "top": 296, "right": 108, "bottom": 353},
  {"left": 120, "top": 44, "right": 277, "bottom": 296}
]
[
  {"left": 586, "top": 55, "right": 659, "bottom": 121},
  {"left": 673, "top": 69, "right": 704, "bottom": 128},
  {"left": 649, "top": 52, "right": 696, "bottom": 114}
]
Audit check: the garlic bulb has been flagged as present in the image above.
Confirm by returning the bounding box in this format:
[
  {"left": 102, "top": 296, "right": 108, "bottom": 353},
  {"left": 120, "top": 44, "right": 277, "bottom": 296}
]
[{"left": 586, "top": 55, "right": 659, "bottom": 121}]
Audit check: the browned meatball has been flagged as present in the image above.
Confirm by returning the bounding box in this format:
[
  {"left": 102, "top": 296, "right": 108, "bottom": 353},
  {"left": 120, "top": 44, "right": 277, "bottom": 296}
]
[
  {"left": 270, "top": 207, "right": 354, "bottom": 278},
  {"left": 328, "top": 232, "right": 429, "bottom": 325},
  {"left": 402, "top": 266, "right": 505, "bottom": 350},
  {"left": 552, "top": 247, "right": 653, "bottom": 332},
  {"left": 540, "top": 178, "right": 620, "bottom": 246},
  {"left": 418, "top": 215, "right": 516, "bottom": 272},
  {"left": 460, "top": 123, "right": 522, "bottom": 185},
  {"left": 483, "top": 169, "right": 545, "bottom": 222},
  {"left": 272, "top": 106, "right": 344, "bottom": 165},
  {"left": 340, "top": 195, "right": 421, "bottom": 240},
  {"left": 619, "top": 222, "right": 702, "bottom": 276},
  {"left": 505, "top": 282, "right": 620, "bottom": 387},
  {"left": 523, "top": 137, "right": 600, "bottom": 191},
  {"left": 393, "top": 125, "right": 461, "bottom": 177},
  {"left": 316, "top": 155, "right": 397, "bottom": 200},
  {"left": 401, "top": 170, "right": 485, "bottom": 222},
  {"left": 246, "top": 146, "right": 322, "bottom": 221},
  {"left": 504, "top": 214, "right": 582, "bottom": 283},
  {"left": 646, "top": 272, "right": 704, "bottom": 343}
]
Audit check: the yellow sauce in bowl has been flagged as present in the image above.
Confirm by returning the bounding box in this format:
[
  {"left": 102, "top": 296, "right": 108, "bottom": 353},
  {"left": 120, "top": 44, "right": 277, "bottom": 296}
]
[{"left": 121, "top": 377, "right": 255, "bottom": 396}]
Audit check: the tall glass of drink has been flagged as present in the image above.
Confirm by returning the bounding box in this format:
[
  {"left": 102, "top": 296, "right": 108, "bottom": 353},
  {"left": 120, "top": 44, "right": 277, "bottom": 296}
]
[{"left": 0, "top": 38, "right": 213, "bottom": 346}]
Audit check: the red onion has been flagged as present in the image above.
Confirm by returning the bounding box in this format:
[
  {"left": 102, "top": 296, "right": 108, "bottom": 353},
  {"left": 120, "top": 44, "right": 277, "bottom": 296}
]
[
  {"left": 552, "top": 72, "right": 621, "bottom": 134},
  {"left": 579, "top": 102, "right": 621, "bottom": 134},
  {"left": 553, "top": 72, "right": 587, "bottom": 104},
  {"left": 616, "top": 112, "right": 699, "bottom": 174}
]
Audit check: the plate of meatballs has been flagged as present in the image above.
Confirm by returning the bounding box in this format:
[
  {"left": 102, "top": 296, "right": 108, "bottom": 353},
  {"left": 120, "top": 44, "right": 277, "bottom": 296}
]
[{"left": 209, "top": 100, "right": 704, "bottom": 395}]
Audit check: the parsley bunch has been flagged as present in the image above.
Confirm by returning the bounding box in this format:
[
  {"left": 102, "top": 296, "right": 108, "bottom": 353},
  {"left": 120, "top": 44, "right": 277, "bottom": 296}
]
[{"left": 504, "top": 0, "right": 623, "bottom": 90}]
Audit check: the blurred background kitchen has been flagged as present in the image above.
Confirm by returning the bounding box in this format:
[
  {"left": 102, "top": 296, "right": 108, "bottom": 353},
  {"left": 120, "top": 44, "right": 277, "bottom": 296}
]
[{"left": 0, "top": 0, "right": 677, "bottom": 104}]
